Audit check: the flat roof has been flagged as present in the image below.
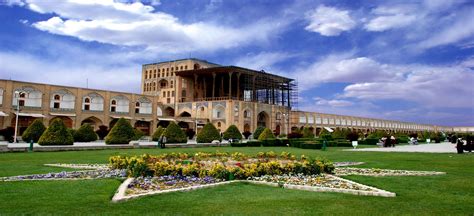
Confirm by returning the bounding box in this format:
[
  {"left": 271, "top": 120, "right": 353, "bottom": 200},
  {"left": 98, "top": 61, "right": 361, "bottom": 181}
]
[
  {"left": 143, "top": 58, "right": 221, "bottom": 67},
  {"left": 175, "top": 66, "right": 294, "bottom": 82}
]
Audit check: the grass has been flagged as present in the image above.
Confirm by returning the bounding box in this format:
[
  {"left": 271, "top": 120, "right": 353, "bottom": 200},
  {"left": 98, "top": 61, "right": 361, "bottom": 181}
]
[{"left": 0, "top": 146, "right": 473, "bottom": 215}]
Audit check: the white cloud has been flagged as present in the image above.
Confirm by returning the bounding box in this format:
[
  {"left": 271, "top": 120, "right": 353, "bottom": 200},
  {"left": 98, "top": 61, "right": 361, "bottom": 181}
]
[
  {"left": 294, "top": 53, "right": 404, "bottom": 90},
  {"left": 364, "top": 5, "right": 418, "bottom": 32},
  {"left": 19, "top": 0, "right": 283, "bottom": 53},
  {"left": 234, "top": 52, "right": 292, "bottom": 71},
  {"left": 342, "top": 64, "right": 474, "bottom": 108},
  {"left": 313, "top": 97, "right": 353, "bottom": 107},
  {"left": 305, "top": 5, "right": 356, "bottom": 36}
]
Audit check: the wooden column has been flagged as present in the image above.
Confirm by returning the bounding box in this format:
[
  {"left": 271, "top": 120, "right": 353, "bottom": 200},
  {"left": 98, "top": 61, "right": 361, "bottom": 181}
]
[
  {"left": 212, "top": 72, "right": 216, "bottom": 99},
  {"left": 228, "top": 72, "right": 233, "bottom": 99},
  {"left": 236, "top": 72, "right": 241, "bottom": 100},
  {"left": 203, "top": 77, "right": 207, "bottom": 98},
  {"left": 194, "top": 74, "right": 198, "bottom": 100},
  {"left": 252, "top": 75, "right": 257, "bottom": 102}
]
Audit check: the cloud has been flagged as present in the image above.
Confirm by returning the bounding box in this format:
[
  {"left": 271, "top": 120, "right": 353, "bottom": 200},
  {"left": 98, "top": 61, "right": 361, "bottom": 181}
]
[
  {"left": 364, "top": 5, "right": 418, "bottom": 32},
  {"left": 294, "top": 53, "right": 404, "bottom": 90},
  {"left": 304, "top": 5, "right": 356, "bottom": 36},
  {"left": 342, "top": 63, "right": 474, "bottom": 108},
  {"left": 234, "top": 52, "right": 292, "bottom": 71},
  {"left": 18, "top": 0, "right": 284, "bottom": 54},
  {"left": 313, "top": 97, "right": 353, "bottom": 107}
]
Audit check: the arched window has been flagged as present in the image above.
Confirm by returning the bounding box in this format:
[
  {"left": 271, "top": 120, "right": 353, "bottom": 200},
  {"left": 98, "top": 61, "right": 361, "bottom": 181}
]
[
  {"left": 110, "top": 100, "right": 117, "bottom": 112},
  {"left": 180, "top": 66, "right": 183, "bottom": 70},
  {"left": 111, "top": 100, "right": 116, "bottom": 105},
  {"left": 84, "top": 97, "right": 91, "bottom": 110},
  {"left": 53, "top": 94, "right": 60, "bottom": 109},
  {"left": 217, "top": 122, "right": 221, "bottom": 127},
  {"left": 182, "top": 90, "right": 187, "bottom": 97},
  {"left": 54, "top": 95, "right": 60, "bottom": 100},
  {"left": 135, "top": 102, "right": 140, "bottom": 114}
]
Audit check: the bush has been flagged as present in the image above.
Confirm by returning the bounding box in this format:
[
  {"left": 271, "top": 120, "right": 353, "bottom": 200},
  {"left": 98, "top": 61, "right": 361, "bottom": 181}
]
[
  {"left": 152, "top": 126, "right": 165, "bottom": 141},
  {"left": 223, "top": 125, "right": 242, "bottom": 140},
  {"left": 302, "top": 127, "right": 314, "bottom": 138},
  {"left": 258, "top": 128, "right": 275, "bottom": 141},
  {"left": 246, "top": 140, "right": 262, "bottom": 147},
  {"left": 21, "top": 119, "right": 46, "bottom": 143},
  {"left": 38, "top": 119, "right": 74, "bottom": 145},
  {"left": 0, "top": 127, "right": 15, "bottom": 142},
  {"left": 95, "top": 125, "right": 109, "bottom": 140},
  {"left": 132, "top": 128, "right": 145, "bottom": 141},
  {"left": 253, "top": 126, "right": 265, "bottom": 140},
  {"left": 163, "top": 122, "right": 187, "bottom": 143},
  {"left": 365, "top": 138, "right": 379, "bottom": 145},
  {"left": 346, "top": 131, "right": 359, "bottom": 141},
  {"left": 105, "top": 118, "right": 135, "bottom": 144},
  {"left": 288, "top": 131, "right": 303, "bottom": 139},
  {"left": 196, "top": 123, "right": 220, "bottom": 143},
  {"left": 261, "top": 139, "right": 279, "bottom": 147},
  {"left": 68, "top": 128, "right": 76, "bottom": 138},
  {"left": 74, "top": 123, "right": 98, "bottom": 142}
]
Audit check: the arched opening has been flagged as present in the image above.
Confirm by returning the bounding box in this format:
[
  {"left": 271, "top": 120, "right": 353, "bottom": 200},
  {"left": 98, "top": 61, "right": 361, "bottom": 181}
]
[
  {"left": 178, "top": 121, "right": 189, "bottom": 129},
  {"left": 81, "top": 116, "right": 103, "bottom": 130},
  {"left": 213, "top": 105, "right": 225, "bottom": 119},
  {"left": 164, "top": 107, "right": 175, "bottom": 117},
  {"left": 50, "top": 116, "right": 73, "bottom": 128},
  {"left": 134, "top": 121, "right": 151, "bottom": 135},
  {"left": 274, "top": 124, "right": 281, "bottom": 136},
  {"left": 309, "top": 126, "right": 314, "bottom": 133},
  {"left": 244, "top": 123, "right": 251, "bottom": 132},
  {"left": 193, "top": 63, "right": 200, "bottom": 70},
  {"left": 109, "top": 118, "right": 118, "bottom": 129},
  {"left": 179, "top": 111, "right": 191, "bottom": 117},
  {"left": 316, "top": 127, "right": 322, "bottom": 136},
  {"left": 157, "top": 121, "right": 170, "bottom": 128},
  {"left": 257, "top": 111, "right": 269, "bottom": 128},
  {"left": 159, "top": 79, "right": 168, "bottom": 89},
  {"left": 12, "top": 115, "right": 39, "bottom": 135}
]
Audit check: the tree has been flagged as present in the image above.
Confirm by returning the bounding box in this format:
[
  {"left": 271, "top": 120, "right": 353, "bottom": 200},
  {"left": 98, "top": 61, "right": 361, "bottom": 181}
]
[
  {"left": 152, "top": 126, "right": 165, "bottom": 141},
  {"left": 21, "top": 119, "right": 46, "bottom": 143},
  {"left": 74, "top": 123, "right": 98, "bottom": 142},
  {"left": 164, "top": 122, "right": 187, "bottom": 143},
  {"left": 132, "top": 128, "right": 145, "bottom": 140},
  {"left": 105, "top": 118, "right": 135, "bottom": 144},
  {"left": 196, "top": 123, "right": 220, "bottom": 143},
  {"left": 253, "top": 126, "right": 265, "bottom": 140},
  {"left": 258, "top": 128, "right": 275, "bottom": 141},
  {"left": 302, "top": 127, "right": 314, "bottom": 138},
  {"left": 38, "top": 119, "right": 74, "bottom": 145},
  {"left": 95, "top": 125, "right": 109, "bottom": 140},
  {"left": 223, "top": 125, "right": 242, "bottom": 140}
]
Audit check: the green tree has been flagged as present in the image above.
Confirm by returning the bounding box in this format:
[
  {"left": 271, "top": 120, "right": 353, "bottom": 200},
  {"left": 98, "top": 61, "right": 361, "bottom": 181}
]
[
  {"left": 105, "top": 118, "right": 135, "bottom": 144},
  {"left": 152, "top": 126, "right": 165, "bottom": 141},
  {"left": 223, "top": 124, "right": 242, "bottom": 140},
  {"left": 258, "top": 128, "right": 275, "bottom": 141},
  {"left": 74, "top": 123, "right": 98, "bottom": 142},
  {"left": 132, "top": 128, "right": 145, "bottom": 141},
  {"left": 21, "top": 119, "right": 46, "bottom": 143},
  {"left": 164, "top": 122, "right": 187, "bottom": 143},
  {"left": 196, "top": 123, "right": 221, "bottom": 143},
  {"left": 38, "top": 119, "right": 74, "bottom": 145},
  {"left": 302, "top": 127, "right": 314, "bottom": 138},
  {"left": 253, "top": 126, "right": 265, "bottom": 140}
]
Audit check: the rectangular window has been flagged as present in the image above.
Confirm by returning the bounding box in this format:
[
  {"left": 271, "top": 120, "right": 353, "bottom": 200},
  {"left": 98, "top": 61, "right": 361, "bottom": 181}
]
[
  {"left": 167, "top": 98, "right": 170, "bottom": 103},
  {"left": 111, "top": 106, "right": 116, "bottom": 112},
  {"left": 53, "top": 102, "right": 60, "bottom": 109},
  {"left": 84, "top": 104, "right": 90, "bottom": 111},
  {"left": 172, "top": 91, "right": 175, "bottom": 97},
  {"left": 135, "top": 108, "right": 140, "bottom": 114},
  {"left": 163, "top": 92, "right": 166, "bottom": 97},
  {"left": 217, "top": 111, "right": 221, "bottom": 118}
]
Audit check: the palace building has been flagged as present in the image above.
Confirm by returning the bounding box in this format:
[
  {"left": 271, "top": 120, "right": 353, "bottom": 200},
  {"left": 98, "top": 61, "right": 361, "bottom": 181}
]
[{"left": 0, "top": 58, "right": 453, "bottom": 139}]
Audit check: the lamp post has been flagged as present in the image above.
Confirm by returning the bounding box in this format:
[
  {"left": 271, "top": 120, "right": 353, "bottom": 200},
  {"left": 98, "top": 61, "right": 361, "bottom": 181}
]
[{"left": 13, "top": 90, "right": 24, "bottom": 143}]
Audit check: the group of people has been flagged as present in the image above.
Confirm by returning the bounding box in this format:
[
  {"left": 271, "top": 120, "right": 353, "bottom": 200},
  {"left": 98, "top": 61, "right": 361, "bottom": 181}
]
[
  {"left": 380, "top": 136, "right": 396, "bottom": 147},
  {"left": 455, "top": 137, "right": 473, "bottom": 154}
]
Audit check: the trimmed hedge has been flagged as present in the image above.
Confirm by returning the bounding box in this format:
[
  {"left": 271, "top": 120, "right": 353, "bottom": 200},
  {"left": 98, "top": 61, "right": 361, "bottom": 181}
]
[
  {"left": 223, "top": 125, "right": 242, "bottom": 140},
  {"left": 105, "top": 118, "right": 135, "bottom": 144},
  {"left": 364, "top": 138, "right": 379, "bottom": 145},
  {"left": 152, "top": 126, "right": 165, "bottom": 141},
  {"left": 22, "top": 119, "right": 46, "bottom": 143},
  {"left": 253, "top": 126, "right": 265, "bottom": 140},
  {"left": 74, "top": 123, "right": 98, "bottom": 142},
  {"left": 132, "top": 128, "right": 145, "bottom": 141},
  {"left": 164, "top": 122, "right": 188, "bottom": 144},
  {"left": 302, "top": 127, "right": 314, "bottom": 138},
  {"left": 230, "top": 140, "right": 262, "bottom": 147},
  {"left": 38, "top": 119, "right": 74, "bottom": 146},
  {"left": 258, "top": 128, "right": 275, "bottom": 141},
  {"left": 196, "top": 123, "right": 220, "bottom": 143}
]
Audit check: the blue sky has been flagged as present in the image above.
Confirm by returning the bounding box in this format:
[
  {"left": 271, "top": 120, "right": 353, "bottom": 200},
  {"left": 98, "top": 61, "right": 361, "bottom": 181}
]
[{"left": 0, "top": 0, "right": 473, "bottom": 126}]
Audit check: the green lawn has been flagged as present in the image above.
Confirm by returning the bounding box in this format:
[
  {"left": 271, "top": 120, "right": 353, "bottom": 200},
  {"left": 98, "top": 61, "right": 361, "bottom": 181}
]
[{"left": 0, "top": 146, "right": 473, "bottom": 215}]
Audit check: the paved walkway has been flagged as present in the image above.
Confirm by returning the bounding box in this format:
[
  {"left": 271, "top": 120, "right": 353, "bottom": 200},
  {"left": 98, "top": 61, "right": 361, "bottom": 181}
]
[{"left": 347, "top": 142, "right": 458, "bottom": 153}]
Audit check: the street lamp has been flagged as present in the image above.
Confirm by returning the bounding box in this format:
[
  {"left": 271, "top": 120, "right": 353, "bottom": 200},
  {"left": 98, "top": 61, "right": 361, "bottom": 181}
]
[{"left": 13, "top": 90, "right": 24, "bottom": 143}]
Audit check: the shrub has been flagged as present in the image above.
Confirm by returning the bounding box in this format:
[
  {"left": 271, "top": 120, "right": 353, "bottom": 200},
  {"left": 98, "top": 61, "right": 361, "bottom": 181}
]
[
  {"left": 346, "top": 131, "right": 359, "bottom": 141},
  {"left": 0, "top": 127, "right": 15, "bottom": 142},
  {"left": 105, "top": 118, "right": 135, "bottom": 144},
  {"left": 258, "top": 128, "right": 275, "bottom": 141},
  {"left": 253, "top": 126, "right": 265, "bottom": 140},
  {"left": 302, "top": 127, "right": 314, "bottom": 138},
  {"left": 95, "top": 125, "right": 109, "bottom": 140},
  {"left": 288, "top": 131, "right": 303, "bottom": 139},
  {"left": 164, "top": 122, "right": 187, "bottom": 143},
  {"left": 152, "top": 126, "right": 165, "bottom": 141},
  {"left": 223, "top": 125, "right": 242, "bottom": 140},
  {"left": 132, "top": 128, "right": 145, "bottom": 141},
  {"left": 196, "top": 123, "right": 220, "bottom": 143},
  {"left": 242, "top": 131, "right": 252, "bottom": 139},
  {"left": 365, "top": 138, "right": 379, "bottom": 145},
  {"left": 246, "top": 140, "right": 262, "bottom": 147},
  {"left": 21, "top": 119, "right": 46, "bottom": 143},
  {"left": 68, "top": 128, "right": 76, "bottom": 138},
  {"left": 74, "top": 123, "right": 98, "bottom": 142},
  {"left": 38, "top": 119, "right": 74, "bottom": 145}
]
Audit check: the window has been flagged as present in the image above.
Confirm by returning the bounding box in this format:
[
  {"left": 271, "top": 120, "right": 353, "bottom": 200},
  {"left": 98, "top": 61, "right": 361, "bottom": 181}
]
[
  {"left": 200, "top": 107, "right": 204, "bottom": 111},
  {"left": 19, "top": 100, "right": 25, "bottom": 107},
  {"left": 217, "top": 111, "right": 222, "bottom": 118},
  {"left": 135, "top": 108, "right": 139, "bottom": 114},
  {"left": 167, "top": 91, "right": 170, "bottom": 97},
  {"left": 158, "top": 72, "right": 160, "bottom": 78},
  {"left": 244, "top": 110, "right": 250, "bottom": 118},
  {"left": 154, "top": 71, "right": 157, "bottom": 78},
  {"left": 166, "top": 72, "right": 169, "bottom": 76},
  {"left": 54, "top": 95, "right": 60, "bottom": 100},
  {"left": 171, "top": 67, "right": 174, "bottom": 71},
  {"left": 217, "top": 122, "right": 221, "bottom": 127},
  {"left": 53, "top": 102, "right": 60, "bottom": 109},
  {"left": 84, "top": 97, "right": 91, "bottom": 110},
  {"left": 158, "top": 69, "right": 160, "bottom": 72},
  {"left": 19, "top": 93, "right": 26, "bottom": 98},
  {"left": 182, "top": 79, "right": 187, "bottom": 88},
  {"left": 110, "top": 100, "right": 116, "bottom": 112},
  {"left": 185, "top": 65, "right": 188, "bottom": 70},
  {"left": 84, "top": 104, "right": 90, "bottom": 110},
  {"left": 166, "top": 68, "right": 169, "bottom": 72},
  {"left": 111, "top": 100, "right": 116, "bottom": 105},
  {"left": 170, "top": 81, "right": 174, "bottom": 88},
  {"left": 136, "top": 102, "right": 140, "bottom": 107},
  {"left": 162, "top": 91, "right": 166, "bottom": 97},
  {"left": 172, "top": 91, "right": 175, "bottom": 97},
  {"left": 180, "top": 66, "right": 183, "bottom": 70},
  {"left": 175, "top": 67, "right": 178, "bottom": 70},
  {"left": 167, "top": 98, "right": 170, "bottom": 103},
  {"left": 135, "top": 102, "right": 140, "bottom": 114},
  {"left": 276, "top": 112, "right": 281, "bottom": 120},
  {"left": 181, "top": 90, "right": 186, "bottom": 97},
  {"left": 111, "top": 106, "right": 116, "bottom": 112}
]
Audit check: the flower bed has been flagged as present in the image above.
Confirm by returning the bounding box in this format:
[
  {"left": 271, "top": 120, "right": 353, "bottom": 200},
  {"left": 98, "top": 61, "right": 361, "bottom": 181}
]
[
  {"left": 334, "top": 167, "right": 446, "bottom": 176},
  {"left": 0, "top": 169, "right": 126, "bottom": 181},
  {"left": 109, "top": 151, "right": 335, "bottom": 179},
  {"left": 126, "top": 175, "right": 223, "bottom": 195}
]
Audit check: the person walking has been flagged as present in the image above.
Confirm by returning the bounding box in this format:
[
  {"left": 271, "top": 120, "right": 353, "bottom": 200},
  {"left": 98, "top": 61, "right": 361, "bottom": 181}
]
[
  {"left": 160, "top": 135, "right": 167, "bottom": 149},
  {"left": 456, "top": 138, "right": 464, "bottom": 154},
  {"left": 390, "top": 135, "right": 396, "bottom": 147}
]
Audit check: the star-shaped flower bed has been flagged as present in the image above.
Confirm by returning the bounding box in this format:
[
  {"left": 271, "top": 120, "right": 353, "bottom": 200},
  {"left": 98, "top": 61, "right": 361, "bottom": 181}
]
[{"left": 0, "top": 152, "right": 445, "bottom": 202}]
